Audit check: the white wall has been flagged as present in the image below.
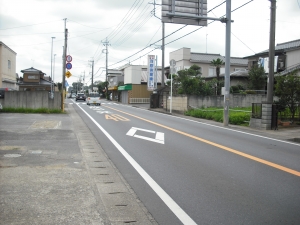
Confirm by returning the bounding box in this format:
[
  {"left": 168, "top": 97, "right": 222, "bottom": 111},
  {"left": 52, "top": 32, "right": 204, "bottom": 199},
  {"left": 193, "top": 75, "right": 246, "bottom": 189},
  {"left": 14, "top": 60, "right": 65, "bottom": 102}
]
[
  {"left": 124, "top": 65, "right": 144, "bottom": 84},
  {"left": 0, "top": 43, "right": 17, "bottom": 89}
]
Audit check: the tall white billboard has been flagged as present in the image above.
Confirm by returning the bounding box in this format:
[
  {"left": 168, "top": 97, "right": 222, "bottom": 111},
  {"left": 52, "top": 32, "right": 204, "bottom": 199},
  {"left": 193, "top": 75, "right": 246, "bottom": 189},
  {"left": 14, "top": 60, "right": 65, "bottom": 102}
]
[{"left": 147, "top": 55, "right": 156, "bottom": 91}]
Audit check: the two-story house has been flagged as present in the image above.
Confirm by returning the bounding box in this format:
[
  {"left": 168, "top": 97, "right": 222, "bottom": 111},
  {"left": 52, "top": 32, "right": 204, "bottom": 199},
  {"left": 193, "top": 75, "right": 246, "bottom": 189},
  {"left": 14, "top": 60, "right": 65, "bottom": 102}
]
[
  {"left": 169, "top": 47, "right": 249, "bottom": 87},
  {"left": 245, "top": 39, "right": 300, "bottom": 76},
  {"left": 0, "top": 42, "right": 18, "bottom": 90},
  {"left": 18, "top": 67, "right": 54, "bottom": 91}
]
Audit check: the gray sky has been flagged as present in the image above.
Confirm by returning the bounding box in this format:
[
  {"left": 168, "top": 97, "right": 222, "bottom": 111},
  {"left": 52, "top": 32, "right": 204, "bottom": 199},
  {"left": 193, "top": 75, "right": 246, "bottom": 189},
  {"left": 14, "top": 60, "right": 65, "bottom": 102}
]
[{"left": 1, "top": 0, "right": 300, "bottom": 86}]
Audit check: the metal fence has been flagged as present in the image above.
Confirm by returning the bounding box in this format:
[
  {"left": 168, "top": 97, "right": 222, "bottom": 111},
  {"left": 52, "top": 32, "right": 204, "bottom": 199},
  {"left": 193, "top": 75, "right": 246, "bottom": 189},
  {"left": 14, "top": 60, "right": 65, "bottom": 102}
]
[{"left": 129, "top": 98, "right": 150, "bottom": 104}]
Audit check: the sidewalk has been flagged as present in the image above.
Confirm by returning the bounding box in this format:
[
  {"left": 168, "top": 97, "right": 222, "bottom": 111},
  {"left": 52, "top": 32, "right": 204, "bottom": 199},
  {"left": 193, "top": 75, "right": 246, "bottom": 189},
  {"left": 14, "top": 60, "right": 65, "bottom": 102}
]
[{"left": 0, "top": 103, "right": 157, "bottom": 225}]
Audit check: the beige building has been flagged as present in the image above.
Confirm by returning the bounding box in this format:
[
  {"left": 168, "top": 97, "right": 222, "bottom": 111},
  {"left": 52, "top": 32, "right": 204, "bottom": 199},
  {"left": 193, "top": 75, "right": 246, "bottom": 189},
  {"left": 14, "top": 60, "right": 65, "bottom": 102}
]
[
  {"left": 169, "top": 47, "right": 249, "bottom": 87},
  {"left": 0, "top": 42, "right": 18, "bottom": 89}
]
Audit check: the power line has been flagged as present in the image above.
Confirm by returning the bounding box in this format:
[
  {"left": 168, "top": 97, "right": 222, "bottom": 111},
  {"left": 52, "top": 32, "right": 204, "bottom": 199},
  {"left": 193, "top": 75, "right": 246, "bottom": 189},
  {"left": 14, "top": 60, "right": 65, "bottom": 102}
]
[{"left": 108, "top": 0, "right": 255, "bottom": 68}]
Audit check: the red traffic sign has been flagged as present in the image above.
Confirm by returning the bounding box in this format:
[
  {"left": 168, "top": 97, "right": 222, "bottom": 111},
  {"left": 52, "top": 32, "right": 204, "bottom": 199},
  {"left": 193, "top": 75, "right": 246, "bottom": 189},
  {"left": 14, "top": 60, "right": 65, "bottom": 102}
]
[
  {"left": 66, "top": 55, "right": 72, "bottom": 62},
  {"left": 66, "top": 63, "right": 72, "bottom": 70}
]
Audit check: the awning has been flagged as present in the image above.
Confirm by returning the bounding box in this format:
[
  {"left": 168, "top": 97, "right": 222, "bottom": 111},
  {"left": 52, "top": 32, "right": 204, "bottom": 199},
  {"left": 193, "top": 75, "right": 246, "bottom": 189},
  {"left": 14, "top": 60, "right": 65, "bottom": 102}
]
[
  {"left": 108, "top": 86, "right": 118, "bottom": 91},
  {"left": 118, "top": 84, "right": 132, "bottom": 91}
]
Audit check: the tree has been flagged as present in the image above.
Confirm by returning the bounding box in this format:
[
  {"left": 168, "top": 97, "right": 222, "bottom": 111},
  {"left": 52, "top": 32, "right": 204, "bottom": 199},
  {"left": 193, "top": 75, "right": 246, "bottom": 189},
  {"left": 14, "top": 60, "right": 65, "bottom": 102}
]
[
  {"left": 174, "top": 64, "right": 202, "bottom": 95},
  {"left": 168, "top": 64, "right": 217, "bottom": 96},
  {"left": 210, "top": 58, "right": 224, "bottom": 95},
  {"left": 275, "top": 70, "right": 300, "bottom": 122},
  {"left": 248, "top": 64, "right": 266, "bottom": 90}
]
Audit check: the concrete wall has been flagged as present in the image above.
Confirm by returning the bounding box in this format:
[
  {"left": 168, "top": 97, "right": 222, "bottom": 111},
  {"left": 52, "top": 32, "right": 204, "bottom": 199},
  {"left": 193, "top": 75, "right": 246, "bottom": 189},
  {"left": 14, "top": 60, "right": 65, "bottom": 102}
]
[
  {"left": 189, "top": 94, "right": 269, "bottom": 108},
  {"left": 0, "top": 91, "right": 61, "bottom": 110},
  {"left": 160, "top": 93, "right": 275, "bottom": 113}
]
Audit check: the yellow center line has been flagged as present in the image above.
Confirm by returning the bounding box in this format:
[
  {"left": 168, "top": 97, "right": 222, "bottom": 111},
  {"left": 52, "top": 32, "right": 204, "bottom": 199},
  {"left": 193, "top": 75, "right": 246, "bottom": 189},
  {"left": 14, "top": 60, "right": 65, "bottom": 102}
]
[{"left": 104, "top": 106, "right": 300, "bottom": 177}]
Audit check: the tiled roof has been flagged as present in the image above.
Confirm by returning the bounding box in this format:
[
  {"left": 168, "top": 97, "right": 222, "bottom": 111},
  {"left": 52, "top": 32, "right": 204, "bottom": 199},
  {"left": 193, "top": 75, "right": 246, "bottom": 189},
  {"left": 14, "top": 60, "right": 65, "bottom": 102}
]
[
  {"left": 190, "top": 53, "right": 248, "bottom": 65},
  {"left": 258, "top": 39, "right": 300, "bottom": 54},
  {"left": 21, "top": 67, "right": 45, "bottom": 75}
]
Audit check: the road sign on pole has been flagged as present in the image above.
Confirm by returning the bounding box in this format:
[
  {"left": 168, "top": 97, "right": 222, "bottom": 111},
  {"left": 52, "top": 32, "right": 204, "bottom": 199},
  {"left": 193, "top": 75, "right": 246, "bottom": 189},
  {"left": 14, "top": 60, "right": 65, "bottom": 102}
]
[
  {"left": 66, "top": 63, "right": 72, "bottom": 70},
  {"left": 66, "top": 55, "right": 72, "bottom": 62}
]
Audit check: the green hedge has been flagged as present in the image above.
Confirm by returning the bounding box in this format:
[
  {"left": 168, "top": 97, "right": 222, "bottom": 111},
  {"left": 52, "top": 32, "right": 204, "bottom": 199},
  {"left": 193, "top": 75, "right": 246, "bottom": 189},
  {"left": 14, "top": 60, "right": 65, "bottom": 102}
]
[{"left": 185, "top": 107, "right": 251, "bottom": 126}]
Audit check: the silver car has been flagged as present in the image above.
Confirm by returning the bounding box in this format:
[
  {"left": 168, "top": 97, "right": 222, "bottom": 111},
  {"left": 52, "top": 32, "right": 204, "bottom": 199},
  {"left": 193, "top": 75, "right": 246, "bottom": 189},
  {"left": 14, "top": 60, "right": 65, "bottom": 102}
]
[{"left": 87, "top": 92, "right": 101, "bottom": 106}]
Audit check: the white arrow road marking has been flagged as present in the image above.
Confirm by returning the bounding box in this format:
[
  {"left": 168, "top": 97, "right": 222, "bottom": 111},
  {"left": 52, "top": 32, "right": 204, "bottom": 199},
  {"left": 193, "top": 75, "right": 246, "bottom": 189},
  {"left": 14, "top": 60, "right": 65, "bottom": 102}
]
[{"left": 126, "top": 127, "right": 164, "bottom": 144}]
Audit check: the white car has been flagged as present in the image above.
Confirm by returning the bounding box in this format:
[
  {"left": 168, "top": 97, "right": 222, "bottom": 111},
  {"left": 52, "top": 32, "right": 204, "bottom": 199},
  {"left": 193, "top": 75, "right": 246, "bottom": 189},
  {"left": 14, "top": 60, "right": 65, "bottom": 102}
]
[{"left": 87, "top": 92, "right": 101, "bottom": 106}]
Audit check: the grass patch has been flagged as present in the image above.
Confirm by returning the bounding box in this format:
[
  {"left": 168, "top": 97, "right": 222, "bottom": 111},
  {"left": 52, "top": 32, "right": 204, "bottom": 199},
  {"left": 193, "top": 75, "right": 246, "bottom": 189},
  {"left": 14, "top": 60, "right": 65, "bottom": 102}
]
[
  {"left": 1, "top": 107, "right": 64, "bottom": 114},
  {"left": 185, "top": 107, "right": 251, "bottom": 126}
]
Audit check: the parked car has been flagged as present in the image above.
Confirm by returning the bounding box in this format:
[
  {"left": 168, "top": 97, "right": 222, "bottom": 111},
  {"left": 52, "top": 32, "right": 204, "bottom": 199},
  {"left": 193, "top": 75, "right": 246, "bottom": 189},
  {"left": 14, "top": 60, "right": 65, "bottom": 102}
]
[
  {"left": 87, "top": 92, "right": 101, "bottom": 106},
  {"left": 76, "top": 93, "right": 86, "bottom": 101},
  {"left": 71, "top": 93, "right": 76, "bottom": 98}
]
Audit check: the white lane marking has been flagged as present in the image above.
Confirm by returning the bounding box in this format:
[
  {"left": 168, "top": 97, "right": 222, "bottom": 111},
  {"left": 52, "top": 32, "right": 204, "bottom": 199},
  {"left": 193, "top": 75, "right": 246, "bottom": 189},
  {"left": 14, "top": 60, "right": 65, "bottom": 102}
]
[
  {"left": 119, "top": 106, "right": 300, "bottom": 147},
  {"left": 76, "top": 104, "right": 196, "bottom": 225},
  {"left": 126, "top": 127, "right": 164, "bottom": 144}
]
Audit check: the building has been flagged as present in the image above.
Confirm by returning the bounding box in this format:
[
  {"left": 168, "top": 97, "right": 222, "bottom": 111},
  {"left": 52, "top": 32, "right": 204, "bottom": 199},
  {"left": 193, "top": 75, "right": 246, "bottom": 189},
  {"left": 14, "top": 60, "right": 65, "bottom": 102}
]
[
  {"left": 18, "top": 67, "right": 54, "bottom": 91},
  {"left": 107, "top": 69, "right": 124, "bottom": 101},
  {"left": 0, "top": 42, "right": 18, "bottom": 89},
  {"left": 169, "top": 47, "right": 249, "bottom": 87},
  {"left": 245, "top": 39, "right": 300, "bottom": 76},
  {"left": 109, "top": 64, "right": 167, "bottom": 104}
]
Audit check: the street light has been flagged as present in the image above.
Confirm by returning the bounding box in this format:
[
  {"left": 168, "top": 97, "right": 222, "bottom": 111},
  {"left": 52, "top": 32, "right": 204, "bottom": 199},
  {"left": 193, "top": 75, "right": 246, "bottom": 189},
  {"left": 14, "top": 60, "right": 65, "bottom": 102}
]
[
  {"left": 53, "top": 54, "right": 56, "bottom": 92},
  {"left": 50, "top": 37, "right": 55, "bottom": 98}
]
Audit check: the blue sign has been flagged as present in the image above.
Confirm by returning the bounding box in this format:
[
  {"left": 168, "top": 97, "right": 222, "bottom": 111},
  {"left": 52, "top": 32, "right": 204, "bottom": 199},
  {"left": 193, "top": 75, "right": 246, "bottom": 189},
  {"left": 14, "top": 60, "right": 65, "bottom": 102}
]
[{"left": 66, "top": 63, "right": 72, "bottom": 70}]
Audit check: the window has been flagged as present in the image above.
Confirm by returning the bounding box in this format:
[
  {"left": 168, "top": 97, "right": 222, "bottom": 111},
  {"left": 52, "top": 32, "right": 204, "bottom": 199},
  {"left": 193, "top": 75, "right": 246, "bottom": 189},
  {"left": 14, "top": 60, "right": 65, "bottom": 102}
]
[
  {"left": 8, "top": 60, "right": 11, "bottom": 69},
  {"left": 209, "top": 67, "right": 225, "bottom": 77}
]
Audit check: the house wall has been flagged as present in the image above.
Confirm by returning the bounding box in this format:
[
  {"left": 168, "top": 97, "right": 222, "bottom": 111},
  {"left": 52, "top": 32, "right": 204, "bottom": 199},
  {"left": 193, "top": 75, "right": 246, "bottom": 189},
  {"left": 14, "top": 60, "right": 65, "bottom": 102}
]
[
  {"left": 129, "top": 84, "right": 152, "bottom": 98},
  {"left": 286, "top": 49, "right": 300, "bottom": 69},
  {"left": 124, "top": 65, "right": 143, "bottom": 84},
  {"left": 23, "top": 73, "right": 40, "bottom": 83},
  {"left": 0, "top": 42, "right": 17, "bottom": 89}
]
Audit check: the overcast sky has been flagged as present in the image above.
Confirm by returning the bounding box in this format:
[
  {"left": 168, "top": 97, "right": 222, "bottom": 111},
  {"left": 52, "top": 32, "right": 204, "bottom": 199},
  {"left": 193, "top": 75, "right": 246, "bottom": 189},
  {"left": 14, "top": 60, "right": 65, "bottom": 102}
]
[{"left": 1, "top": 0, "right": 300, "bottom": 86}]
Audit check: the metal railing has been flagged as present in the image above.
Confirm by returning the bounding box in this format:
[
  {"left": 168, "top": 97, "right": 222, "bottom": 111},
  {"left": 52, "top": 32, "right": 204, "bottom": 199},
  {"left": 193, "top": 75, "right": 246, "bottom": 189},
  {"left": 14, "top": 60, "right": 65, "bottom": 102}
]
[{"left": 129, "top": 98, "right": 150, "bottom": 104}]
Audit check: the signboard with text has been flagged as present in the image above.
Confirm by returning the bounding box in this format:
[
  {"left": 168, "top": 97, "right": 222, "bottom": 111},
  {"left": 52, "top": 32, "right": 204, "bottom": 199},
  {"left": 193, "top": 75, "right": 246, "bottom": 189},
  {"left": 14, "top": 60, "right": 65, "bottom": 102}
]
[
  {"left": 147, "top": 55, "right": 155, "bottom": 91},
  {"left": 161, "top": 0, "right": 207, "bottom": 26}
]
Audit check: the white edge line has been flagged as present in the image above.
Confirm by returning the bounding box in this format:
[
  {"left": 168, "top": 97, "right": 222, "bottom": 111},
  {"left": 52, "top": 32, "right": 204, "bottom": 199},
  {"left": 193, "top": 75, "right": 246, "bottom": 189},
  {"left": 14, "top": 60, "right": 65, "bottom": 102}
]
[{"left": 76, "top": 104, "right": 197, "bottom": 225}]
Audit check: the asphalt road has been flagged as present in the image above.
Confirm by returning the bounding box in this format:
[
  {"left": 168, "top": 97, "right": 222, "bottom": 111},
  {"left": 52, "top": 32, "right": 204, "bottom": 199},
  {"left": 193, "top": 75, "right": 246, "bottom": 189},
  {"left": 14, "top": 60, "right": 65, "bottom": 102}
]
[{"left": 70, "top": 99, "right": 300, "bottom": 225}]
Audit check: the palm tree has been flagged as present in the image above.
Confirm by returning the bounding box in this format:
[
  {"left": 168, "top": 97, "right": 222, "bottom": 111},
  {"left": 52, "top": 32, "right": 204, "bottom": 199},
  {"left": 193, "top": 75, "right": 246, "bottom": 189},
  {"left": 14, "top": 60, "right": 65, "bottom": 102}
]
[{"left": 210, "top": 58, "right": 224, "bottom": 95}]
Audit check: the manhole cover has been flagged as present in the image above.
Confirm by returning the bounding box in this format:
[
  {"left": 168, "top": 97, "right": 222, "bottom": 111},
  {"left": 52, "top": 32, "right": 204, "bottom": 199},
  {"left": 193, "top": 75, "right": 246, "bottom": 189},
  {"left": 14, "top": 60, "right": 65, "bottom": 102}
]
[{"left": 4, "top": 154, "right": 21, "bottom": 158}]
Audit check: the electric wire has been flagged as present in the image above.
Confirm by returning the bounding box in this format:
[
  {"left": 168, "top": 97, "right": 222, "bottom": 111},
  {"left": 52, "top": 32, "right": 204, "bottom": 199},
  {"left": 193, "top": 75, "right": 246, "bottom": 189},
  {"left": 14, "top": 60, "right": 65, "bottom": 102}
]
[{"left": 107, "top": 0, "right": 255, "bottom": 68}]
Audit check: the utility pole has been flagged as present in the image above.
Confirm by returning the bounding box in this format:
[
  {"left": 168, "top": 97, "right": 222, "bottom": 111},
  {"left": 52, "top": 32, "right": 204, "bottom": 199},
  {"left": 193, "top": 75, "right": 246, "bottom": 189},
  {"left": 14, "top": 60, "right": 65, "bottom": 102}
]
[
  {"left": 83, "top": 71, "right": 85, "bottom": 92},
  {"left": 61, "top": 18, "right": 67, "bottom": 111},
  {"left": 151, "top": 0, "right": 164, "bottom": 87},
  {"left": 89, "top": 60, "right": 94, "bottom": 91},
  {"left": 50, "top": 37, "right": 55, "bottom": 98},
  {"left": 223, "top": 0, "right": 231, "bottom": 126},
  {"left": 267, "top": 0, "right": 276, "bottom": 103},
  {"left": 102, "top": 38, "right": 110, "bottom": 99},
  {"left": 161, "top": 22, "right": 165, "bottom": 87}
]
